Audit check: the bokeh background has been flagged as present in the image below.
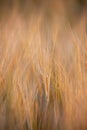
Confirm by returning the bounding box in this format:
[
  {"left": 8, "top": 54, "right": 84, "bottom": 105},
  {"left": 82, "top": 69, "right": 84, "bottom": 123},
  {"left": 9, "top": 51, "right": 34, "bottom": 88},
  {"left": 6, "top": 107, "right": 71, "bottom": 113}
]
[{"left": 0, "top": 0, "right": 87, "bottom": 130}]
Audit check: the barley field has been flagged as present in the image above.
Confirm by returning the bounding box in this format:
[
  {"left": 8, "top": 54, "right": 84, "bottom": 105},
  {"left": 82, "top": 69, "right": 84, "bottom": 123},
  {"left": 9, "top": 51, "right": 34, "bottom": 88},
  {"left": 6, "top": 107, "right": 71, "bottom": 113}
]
[{"left": 0, "top": 0, "right": 87, "bottom": 130}]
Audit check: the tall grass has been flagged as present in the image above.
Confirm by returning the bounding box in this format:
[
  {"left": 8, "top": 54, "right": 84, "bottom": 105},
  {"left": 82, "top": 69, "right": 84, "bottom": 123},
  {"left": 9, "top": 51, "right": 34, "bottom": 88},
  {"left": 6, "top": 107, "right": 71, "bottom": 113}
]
[{"left": 0, "top": 3, "right": 87, "bottom": 130}]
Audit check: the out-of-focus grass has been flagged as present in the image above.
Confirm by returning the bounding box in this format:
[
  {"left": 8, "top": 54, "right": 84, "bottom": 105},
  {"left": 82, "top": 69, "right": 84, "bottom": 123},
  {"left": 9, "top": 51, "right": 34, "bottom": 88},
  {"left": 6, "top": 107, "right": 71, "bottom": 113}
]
[{"left": 0, "top": 2, "right": 87, "bottom": 130}]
